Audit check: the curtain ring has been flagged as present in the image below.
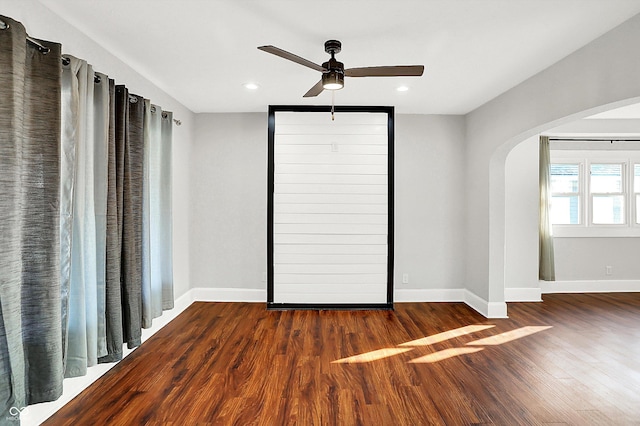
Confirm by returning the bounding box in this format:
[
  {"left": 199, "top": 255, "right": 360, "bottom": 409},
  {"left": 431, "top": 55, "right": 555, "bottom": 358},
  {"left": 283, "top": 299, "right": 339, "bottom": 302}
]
[
  {"left": 151, "top": 105, "right": 157, "bottom": 114},
  {"left": 94, "top": 74, "right": 101, "bottom": 84},
  {"left": 62, "top": 57, "right": 70, "bottom": 66},
  {"left": 129, "top": 95, "right": 138, "bottom": 104},
  {"left": 26, "top": 36, "right": 50, "bottom": 54},
  {"left": 0, "top": 20, "right": 8, "bottom": 30},
  {"left": 161, "top": 112, "right": 168, "bottom": 119}
]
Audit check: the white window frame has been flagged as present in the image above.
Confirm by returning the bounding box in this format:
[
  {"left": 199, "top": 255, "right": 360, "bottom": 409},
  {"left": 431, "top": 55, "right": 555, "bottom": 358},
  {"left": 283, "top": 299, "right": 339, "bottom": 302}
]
[
  {"left": 588, "top": 161, "right": 626, "bottom": 227},
  {"left": 551, "top": 150, "right": 640, "bottom": 237},
  {"left": 633, "top": 163, "right": 640, "bottom": 227},
  {"left": 550, "top": 161, "right": 583, "bottom": 225}
]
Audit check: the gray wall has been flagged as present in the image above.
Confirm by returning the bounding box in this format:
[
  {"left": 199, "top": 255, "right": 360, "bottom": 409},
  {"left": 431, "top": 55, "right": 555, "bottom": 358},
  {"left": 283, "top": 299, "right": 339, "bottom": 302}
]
[
  {"left": 190, "top": 113, "right": 268, "bottom": 289},
  {"left": 555, "top": 238, "right": 640, "bottom": 280},
  {"left": 505, "top": 136, "right": 539, "bottom": 290},
  {"left": 394, "top": 115, "right": 466, "bottom": 290},
  {"left": 190, "top": 113, "right": 467, "bottom": 293}
]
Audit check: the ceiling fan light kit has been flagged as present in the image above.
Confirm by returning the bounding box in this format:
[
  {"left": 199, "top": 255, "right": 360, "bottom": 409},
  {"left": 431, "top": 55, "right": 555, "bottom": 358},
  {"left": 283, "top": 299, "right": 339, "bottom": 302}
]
[
  {"left": 258, "top": 39, "right": 424, "bottom": 97},
  {"left": 322, "top": 70, "right": 344, "bottom": 90}
]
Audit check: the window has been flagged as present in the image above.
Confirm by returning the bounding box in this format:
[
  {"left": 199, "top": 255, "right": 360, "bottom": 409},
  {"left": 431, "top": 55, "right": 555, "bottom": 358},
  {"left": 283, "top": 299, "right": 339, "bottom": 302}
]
[
  {"left": 550, "top": 150, "right": 640, "bottom": 237},
  {"left": 550, "top": 163, "right": 581, "bottom": 225},
  {"left": 590, "top": 163, "right": 624, "bottom": 224},
  {"left": 634, "top": 164, "right": 640, "bottom": 224}
]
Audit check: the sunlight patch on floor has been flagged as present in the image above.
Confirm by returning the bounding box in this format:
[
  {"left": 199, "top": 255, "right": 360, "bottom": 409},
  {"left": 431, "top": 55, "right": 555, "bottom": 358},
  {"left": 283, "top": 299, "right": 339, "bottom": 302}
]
[
  {"left": 398, "top": 324, "right": 495, "bottom": 347},
  {"left": 408, "top": 347, "right": 484, "bottom": 363},
  {"left": 332, "top": 347, "right": 413, "bottom": 364},
  {"left": 466, "top": 326, "right": 552, "bottom": 346},
  {"left": 332, "top": 324, "right": 553, "bottom": 364}
]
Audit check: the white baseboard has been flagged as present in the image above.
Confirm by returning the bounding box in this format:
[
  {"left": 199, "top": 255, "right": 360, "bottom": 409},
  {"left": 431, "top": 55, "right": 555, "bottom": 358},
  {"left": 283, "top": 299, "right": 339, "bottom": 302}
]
[
  {"left": 486, "top": 301, "right": 509, "bottom": 318},
  {"left": 394, "top": 288, "right": 465, "bottom": 302},
  {"left": 192, "top": 287, "right": 266, "bottom": 302},
  {"left": 395, "top": 288, "right": 508, "bottom": 318},
  {"left": 505, "top": 287, "right": 542, "bottom": 302},
  {"left": 541, "top": 279, "right": 640, "bottom": 294},
  {"left": 464, "top": 290, "right": 508, "bottom": 318}
]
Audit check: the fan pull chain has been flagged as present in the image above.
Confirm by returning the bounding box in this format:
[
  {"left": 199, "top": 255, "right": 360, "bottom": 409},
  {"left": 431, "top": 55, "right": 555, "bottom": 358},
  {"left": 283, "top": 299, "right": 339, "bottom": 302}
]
[{"left": 331, "top": 91, "right": 335, "bottom": 121}]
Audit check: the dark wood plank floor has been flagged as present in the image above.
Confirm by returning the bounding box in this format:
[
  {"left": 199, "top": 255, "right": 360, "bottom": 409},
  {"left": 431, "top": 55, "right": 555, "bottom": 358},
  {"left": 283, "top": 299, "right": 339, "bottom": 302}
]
[{"left": 44, "top": 293, "right": 640, "bottom": 425}]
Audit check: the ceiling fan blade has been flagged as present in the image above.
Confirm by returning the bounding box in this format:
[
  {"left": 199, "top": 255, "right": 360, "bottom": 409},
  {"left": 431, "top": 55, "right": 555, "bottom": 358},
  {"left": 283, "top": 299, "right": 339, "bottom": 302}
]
[
  {"left": 258, "top": 45, "right": 326, "bottom": 73},
  {"left": 344, "top": 65, "right": 424, "bottom": 77},
  {"left": 303, "top": 80, "right": 324, "bottom": 98}
]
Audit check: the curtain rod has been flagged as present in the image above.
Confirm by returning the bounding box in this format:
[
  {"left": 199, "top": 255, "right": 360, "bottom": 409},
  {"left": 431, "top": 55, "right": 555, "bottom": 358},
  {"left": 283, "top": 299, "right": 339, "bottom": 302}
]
[
  {"left": 26, "top": 36, "right": 50, "bottom": 54},
  {"left": 0, "top": 19, "right": 50, "bottom": 53},
  {"left": 151, "top": 105, "right": 182, "bottom": 126},
  {"left": 1, "top": 19, "right": 181, "bottom": 126},
  {"left": 62, "top": 57, "right": 103, "bottom": 84}
]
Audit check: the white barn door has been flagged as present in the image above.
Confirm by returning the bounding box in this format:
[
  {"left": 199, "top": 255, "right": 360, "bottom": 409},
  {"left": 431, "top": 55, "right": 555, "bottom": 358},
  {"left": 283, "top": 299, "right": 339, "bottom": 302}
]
[{"left": 268, "top": 107, "right": 393, "bottom": 308}]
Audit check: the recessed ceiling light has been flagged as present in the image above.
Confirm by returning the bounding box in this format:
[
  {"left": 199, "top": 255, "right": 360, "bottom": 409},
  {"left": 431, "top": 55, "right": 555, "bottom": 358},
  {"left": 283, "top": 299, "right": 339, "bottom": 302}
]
[
  {"left": 243, "top": 82, "right": 259, "bottom": 90},
  {"left": 396, "top": 86, "right": 409, "bottom": 92}
]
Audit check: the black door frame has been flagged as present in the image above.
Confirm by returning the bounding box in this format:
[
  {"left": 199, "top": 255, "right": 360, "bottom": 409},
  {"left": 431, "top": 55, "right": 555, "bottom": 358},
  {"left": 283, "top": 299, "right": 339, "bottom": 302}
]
[{"left": 267, "top": 105, "right": 394, "bottom": 310}]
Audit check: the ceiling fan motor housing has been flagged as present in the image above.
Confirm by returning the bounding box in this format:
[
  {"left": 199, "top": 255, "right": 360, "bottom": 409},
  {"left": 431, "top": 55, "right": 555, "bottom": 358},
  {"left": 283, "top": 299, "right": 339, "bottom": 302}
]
[
  {"left": 322, "top": 57, "right": 344, "bottom": 90},
  {"left": 322, "top": 40, "right": 344, "bottom": 89}
]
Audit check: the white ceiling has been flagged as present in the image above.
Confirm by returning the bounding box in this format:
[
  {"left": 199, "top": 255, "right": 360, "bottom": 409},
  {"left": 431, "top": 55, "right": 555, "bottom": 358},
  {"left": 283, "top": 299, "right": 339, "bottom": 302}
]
[
  {"left": 588, "top": 103, "right": 640, "bottom": 119},
  {"left": 39, "top": 0, "right": 640, "bottom": 115}
]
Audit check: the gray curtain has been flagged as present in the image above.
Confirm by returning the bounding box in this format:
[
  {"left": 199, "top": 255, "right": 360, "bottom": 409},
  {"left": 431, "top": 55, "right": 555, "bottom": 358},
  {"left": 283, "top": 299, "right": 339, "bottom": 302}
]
[
  {"left": 539, "top": 136, "right": 556, "bottom": 281},
  {"left": 100, "top": 86, "right": 145, "bottom": 361},
  {"left": 142, "top": 103, "right": 174, "bottom": 328},
  {"left": 93, "top": 71, "right": 110, "bottom": 363},
  {"left": 160, "top": 111, "right": 174, "bottom": 310},
  {"left": 121, "top": 90, "right": 145, "bottom": 349},
  {"left": 0, "top": 15, "right": 64, "bottom": 422},
  {"left": 100, "top": 79, "right": 123, "bottom": 363},
  {"left": 61, "top": 56, "right": 110, "bottom": 378},
  {"left": 1, "top": 14, "right": 175, "bottom": 421}
]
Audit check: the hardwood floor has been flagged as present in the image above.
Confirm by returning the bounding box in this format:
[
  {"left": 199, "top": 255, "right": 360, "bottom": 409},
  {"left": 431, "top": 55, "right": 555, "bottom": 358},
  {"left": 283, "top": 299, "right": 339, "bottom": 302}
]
[{"left": 44, "top": 294, "right": 640, "bottom": 425}]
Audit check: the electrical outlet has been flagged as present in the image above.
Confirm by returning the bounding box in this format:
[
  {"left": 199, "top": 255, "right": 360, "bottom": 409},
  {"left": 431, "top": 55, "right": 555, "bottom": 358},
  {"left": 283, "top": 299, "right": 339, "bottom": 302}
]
[
  {"left": 402, "top": 273, "right": 409, "bottom": 284},
  {"left": 605, "top": 266, "right": 612, "bottom": 276}
]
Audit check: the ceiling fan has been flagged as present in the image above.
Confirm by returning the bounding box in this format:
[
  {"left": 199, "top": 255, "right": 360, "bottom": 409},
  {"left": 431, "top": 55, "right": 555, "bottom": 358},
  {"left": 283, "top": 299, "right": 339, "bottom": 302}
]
[{"left": 258, "top": 40, "right": 424, "bottom": 97}]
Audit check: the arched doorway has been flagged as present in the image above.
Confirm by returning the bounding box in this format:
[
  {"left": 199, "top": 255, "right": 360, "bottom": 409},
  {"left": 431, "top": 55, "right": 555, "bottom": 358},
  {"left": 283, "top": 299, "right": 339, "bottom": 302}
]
[{"left": 495, "top": 98, "right": 640, "bottom": 312}]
